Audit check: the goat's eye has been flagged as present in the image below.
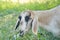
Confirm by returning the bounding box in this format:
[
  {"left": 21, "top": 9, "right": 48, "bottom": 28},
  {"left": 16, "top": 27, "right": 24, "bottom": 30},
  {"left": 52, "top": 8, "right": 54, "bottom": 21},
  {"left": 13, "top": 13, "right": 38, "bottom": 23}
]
[
  {"left": 18, "top": 16, "right": 21, "bottom": 20},
  {"left": 25, "top": 16, "right": 30, "bottom": 22}
]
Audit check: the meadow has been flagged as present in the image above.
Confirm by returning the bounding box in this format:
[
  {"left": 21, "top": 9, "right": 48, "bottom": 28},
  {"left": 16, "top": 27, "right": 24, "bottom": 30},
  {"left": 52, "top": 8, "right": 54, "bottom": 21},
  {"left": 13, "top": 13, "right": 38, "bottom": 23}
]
[{"left": 0, "top": 0, "right": 60, "bottom": 40}]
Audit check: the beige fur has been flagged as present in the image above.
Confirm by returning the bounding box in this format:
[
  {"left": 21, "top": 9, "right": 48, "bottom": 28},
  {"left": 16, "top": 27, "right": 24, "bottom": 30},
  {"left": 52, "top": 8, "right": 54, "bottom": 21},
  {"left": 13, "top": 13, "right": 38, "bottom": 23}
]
[{"left": 30, "top": 5, "right": 60, "bottom": 37}]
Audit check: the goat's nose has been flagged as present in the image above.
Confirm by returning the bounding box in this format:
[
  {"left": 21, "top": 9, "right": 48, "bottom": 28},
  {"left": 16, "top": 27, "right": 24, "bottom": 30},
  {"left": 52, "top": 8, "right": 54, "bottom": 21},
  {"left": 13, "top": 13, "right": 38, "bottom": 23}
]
[{"left": 19, "top": 30, "right": 24, "bottom": 37}]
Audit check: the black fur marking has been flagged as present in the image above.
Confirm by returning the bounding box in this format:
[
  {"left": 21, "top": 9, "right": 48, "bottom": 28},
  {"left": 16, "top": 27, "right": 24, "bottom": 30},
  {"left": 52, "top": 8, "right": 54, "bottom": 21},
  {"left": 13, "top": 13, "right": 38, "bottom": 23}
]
[
  {"left": 18, "top": 16, "right": 21, "bottom": 20},
  {"left": 25, "top": 16, "right": 30, "bottom": 22},
  {"left": 15, "top": 20, "right": 20, "bottom": 30},
  {"left": 30, "top": 20, "right": 33, "bottom": 27}
]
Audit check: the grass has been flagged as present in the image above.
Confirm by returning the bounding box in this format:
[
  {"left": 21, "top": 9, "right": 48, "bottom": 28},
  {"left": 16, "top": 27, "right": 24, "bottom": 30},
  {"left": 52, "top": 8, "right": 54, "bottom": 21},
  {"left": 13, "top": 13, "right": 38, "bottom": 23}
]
[{"left": 0, "top": 0, "right": 60, "bottom": 40}]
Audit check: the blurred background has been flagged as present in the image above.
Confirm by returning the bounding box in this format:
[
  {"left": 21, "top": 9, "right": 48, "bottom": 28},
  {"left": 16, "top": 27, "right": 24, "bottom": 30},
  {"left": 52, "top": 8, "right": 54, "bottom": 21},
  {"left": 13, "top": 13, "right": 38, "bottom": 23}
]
[{"left": 0, "top": 0, "right": 60, "bottom": 40}]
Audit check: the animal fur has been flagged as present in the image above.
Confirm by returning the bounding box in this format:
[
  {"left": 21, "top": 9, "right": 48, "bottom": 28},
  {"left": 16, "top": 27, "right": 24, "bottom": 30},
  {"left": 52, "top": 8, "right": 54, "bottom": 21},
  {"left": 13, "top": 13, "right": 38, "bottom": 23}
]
[
  {"left": 30, "top": 5, "right": 60, "bottom": 37},
  {"left": 15, "top": 5, "right": 60, "bottom": 37}
]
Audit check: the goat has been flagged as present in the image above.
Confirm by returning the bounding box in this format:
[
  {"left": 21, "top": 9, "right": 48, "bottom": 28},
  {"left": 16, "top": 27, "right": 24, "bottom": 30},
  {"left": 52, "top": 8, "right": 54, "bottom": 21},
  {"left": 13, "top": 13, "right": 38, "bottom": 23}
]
[{"left": 15, "top": 5, "right": 60, "bottom": 37}]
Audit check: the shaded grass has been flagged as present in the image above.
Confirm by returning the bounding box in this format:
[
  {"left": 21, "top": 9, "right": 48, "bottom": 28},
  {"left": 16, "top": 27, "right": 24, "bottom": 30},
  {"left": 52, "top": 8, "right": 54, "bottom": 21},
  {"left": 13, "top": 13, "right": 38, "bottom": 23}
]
[{"left": 0, "top": 0, "right": 60, "bottom": 40}]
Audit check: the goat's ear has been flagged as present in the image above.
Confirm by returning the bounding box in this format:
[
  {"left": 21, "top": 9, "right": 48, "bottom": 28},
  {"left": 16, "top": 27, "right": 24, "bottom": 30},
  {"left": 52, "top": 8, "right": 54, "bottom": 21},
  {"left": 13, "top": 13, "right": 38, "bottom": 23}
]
[{"left": 32, "top": 17, "right": 38, "bottom": 35}]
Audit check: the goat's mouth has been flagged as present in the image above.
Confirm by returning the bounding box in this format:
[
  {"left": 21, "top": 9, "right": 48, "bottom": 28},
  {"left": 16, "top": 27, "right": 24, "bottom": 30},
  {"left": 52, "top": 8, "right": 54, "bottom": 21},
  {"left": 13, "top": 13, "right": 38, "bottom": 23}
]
[
  {"left": 19, "top": 30, "right": 24, "bottom": 37},
  {"left": 19, "top": 33, "right": 24, "bottom": 37}
]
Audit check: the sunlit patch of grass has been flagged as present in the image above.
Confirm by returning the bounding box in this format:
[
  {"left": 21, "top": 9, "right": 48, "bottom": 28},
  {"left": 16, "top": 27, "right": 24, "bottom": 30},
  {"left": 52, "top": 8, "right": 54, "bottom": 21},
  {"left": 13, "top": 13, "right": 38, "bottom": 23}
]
[{"left": 0, "top": 0, "right": 59, "bottom": 11}]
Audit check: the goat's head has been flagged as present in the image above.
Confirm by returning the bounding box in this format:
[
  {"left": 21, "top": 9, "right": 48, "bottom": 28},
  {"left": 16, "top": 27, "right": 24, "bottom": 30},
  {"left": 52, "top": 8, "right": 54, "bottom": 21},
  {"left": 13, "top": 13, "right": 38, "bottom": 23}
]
[{"left": 15, "top": 10, "right": 38, "bottom": 36}]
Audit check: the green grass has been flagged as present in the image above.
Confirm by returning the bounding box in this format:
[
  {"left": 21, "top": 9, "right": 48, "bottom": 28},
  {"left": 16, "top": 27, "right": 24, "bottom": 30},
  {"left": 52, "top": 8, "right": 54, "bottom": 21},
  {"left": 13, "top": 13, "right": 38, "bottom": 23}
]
[{"left": 0, "top": 0, "right": 60, "bottom": 40}]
